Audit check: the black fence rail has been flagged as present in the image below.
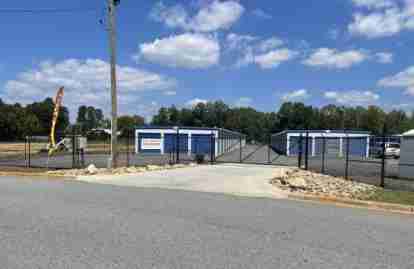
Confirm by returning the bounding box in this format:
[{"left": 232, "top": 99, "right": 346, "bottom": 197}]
[
  {"left": 293, "top": 130, "right": 413, "bottom": 190},
  {"left": 0, "top": 130, "right": 168, "bottom": 170}
]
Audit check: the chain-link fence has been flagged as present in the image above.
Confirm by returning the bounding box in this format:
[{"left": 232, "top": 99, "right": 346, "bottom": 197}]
[
  {"left": 2, "top": 127, "right": 413, "bottom": 191},
  {"left": 295, "top": 130, "right": 413, "bottom": 190},
  {"left": 0, "top": 129, "right": 173, "bottom": 170}
]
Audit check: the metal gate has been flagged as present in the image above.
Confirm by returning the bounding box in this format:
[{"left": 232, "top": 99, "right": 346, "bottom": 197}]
[{"left": 215, "top": 134, "right": 299, "bottom": 167}]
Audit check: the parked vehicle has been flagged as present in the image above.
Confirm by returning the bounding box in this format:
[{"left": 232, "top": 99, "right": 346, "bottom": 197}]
[{"left": 375, "top": 143, "right": 400, "bottom": 159}]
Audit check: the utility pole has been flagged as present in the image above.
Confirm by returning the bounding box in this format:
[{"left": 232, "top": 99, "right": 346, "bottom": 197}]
[{"left": 108, "top": 0, "right": 119, "bottom": 168}]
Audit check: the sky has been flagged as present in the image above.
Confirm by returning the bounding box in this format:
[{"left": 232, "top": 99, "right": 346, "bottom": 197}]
[{"left": 1, "top": 0, "right": 414, "bottom": 121}]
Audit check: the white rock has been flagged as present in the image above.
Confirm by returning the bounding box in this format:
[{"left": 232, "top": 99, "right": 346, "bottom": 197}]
[
  {"left": 87, "top": 164, "right": 99, "bottom": 175},
  {"left": 146, "top": 165, "right": 161, "bottom": 171},
  {"left": 126, "top": 167, "right": 138, "bottom": 173},
  {"left": 286, "top": 177, "right": 307, "bottom": 189}
]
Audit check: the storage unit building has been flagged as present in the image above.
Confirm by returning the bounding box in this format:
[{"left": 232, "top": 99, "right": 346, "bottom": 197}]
[
  {"left": 136, "top": 127, "right": 246, "bottom": 157},
  {"left": 271, "top": 130, "right": 371, "bottom": 158},
  {"left": 399, "top": 130, "right": 414, "bottom": 179}
]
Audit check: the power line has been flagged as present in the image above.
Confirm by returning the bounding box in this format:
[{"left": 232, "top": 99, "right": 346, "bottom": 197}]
[{"left": 0, "top": 7, "right": 99, "bottom": 14}]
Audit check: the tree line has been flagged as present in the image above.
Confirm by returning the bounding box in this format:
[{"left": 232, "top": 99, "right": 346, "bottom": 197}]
[
  {"left": 1, "top": 97, "right": 413, "bottom": 142},
  {"left": 152, "top": 101, "right": 414, "bottom": 142},
  {"left": 0, "top": 98, "right": 144, "bottom": 141},
  {"left": 0, "top": 98, "right": 69, "bottom": 141}
]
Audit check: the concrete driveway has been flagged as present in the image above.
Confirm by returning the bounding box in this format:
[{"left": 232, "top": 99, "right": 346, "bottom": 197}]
[{"left": 78, "top": 164, "right": 287, "bottom": 199}]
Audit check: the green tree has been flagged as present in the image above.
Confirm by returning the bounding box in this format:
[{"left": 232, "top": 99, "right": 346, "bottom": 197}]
[
  {"left": 118, "top": 115, "right": 145, "bottom": 133},
  {"left": 152, "top": 107, "right": 169, "bottom": 125},
  {"left": 76, "top": 105, "right": 104, "bottom": 132},
  {"left": 26, "top": 98, "right": 69, "bottom": 134}
]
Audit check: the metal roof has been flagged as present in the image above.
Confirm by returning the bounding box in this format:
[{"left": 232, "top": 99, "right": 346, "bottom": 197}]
[
  {"left": 272, "top": 129, "right": 371, "bottom": 136},
  {"left": 136, "top": 126, "right": 246, "bottom": 137}
]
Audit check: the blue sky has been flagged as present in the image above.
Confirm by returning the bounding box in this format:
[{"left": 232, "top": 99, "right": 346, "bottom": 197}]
[{"left": 1, "top": 0, "right": 414, "bottom": 120}]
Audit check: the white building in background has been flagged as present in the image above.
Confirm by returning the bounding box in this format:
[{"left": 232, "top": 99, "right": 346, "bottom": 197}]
[{"left": 399, "top": 130, "right": 414, "bottom": 180}]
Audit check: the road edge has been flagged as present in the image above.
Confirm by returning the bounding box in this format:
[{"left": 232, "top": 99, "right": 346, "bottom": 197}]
[{"left": 287, "top": 192, "right": 414, "bottom": 215}]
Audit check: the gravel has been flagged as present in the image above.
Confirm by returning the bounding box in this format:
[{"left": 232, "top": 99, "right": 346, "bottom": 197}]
[{"left": 271, "top": 167, "right": 379, "bottom": 199}]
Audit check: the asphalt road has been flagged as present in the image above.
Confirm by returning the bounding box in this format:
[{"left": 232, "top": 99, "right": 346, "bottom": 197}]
[{"left": 1, "top": 176, "right": 413, "bottom": 268}]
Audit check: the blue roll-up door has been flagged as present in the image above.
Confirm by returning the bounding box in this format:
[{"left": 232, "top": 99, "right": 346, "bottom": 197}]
[
  {"left": 164, "top": 134, "right": 189, "bottom": 153},
  {"left": 192, "top": 134, "right": 213, "bottom": 154},
  {"left": 348, "top": 137, "right": 367, "bottom": 157},
  {"left": 138, "top": 133, "right": 161, "bottom": 154}
]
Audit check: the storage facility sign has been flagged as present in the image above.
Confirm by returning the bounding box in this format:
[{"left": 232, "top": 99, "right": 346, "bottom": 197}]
[{"left": 141, "top": 138, "right": 162, "bottom": 150}]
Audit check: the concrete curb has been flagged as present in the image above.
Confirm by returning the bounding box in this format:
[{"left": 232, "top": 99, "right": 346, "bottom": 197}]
[{"left": 287, "top": 192, "right": 414, "bottom": 215}]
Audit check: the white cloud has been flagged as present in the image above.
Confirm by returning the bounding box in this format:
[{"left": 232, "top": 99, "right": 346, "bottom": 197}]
[
  {"left": 225, "top": 34, "right": 291, "bottom": 68},
  {"left": 150, "top": 0, "right": 244, "bottom": 32},
  {"left": 281, "top": 89, "right": 310, "bottom": 102},
  {"left": 303, "top": 48, "right": 368, "bottom": 69},
  {"left": 234, "top": 97, "right": 252, "bottom": 107},
  {"left": 253, "top": 49, "right": 298, "bottom": 69},
  {"left": 324, "top": 90, "right": 380, "bottom": 105},
  {"left": 129, "top": 102, "right": 161, "bottom": 122},
  {"left": 375, "top": 52, "right": 394, "bottom": 63},
  {"left": 257, "top": 37, "right": 284, "bottom": 52},
  {"left": 139, "top": 33, "right": 220, "bottom": 69},
  {"left": 351, "top": 0, "right": 395, "bottom": 9},
  {"left": 349, "top": 0, "right": 414, "bottom": 38},
  {"left": 252, "top": 9, "right": 272, "bottom": 19},
  {"left": 378, "top": 66, "right": 414, "bottom": 95},
  {"left": 226, "top": 33, "right": 258, "bottom": 51},
  {"left": 3, "top": 59, "right": 176, "bottom": 118},
  {"left": 226, "top": 34, "right": 284, "bottom": 53},
  {"left": 186, "top": 98, "right": 208, "bottom": 107}
]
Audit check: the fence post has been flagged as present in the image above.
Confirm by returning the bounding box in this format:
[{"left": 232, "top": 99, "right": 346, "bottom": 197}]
[
  {"left": 267, "top": 134, "right": 271, "bottom": 164},
  {"left": 298, "top": 134, "right": 303, "bottom": 168},
  {"left": 380, "top": 125, "right": 387, "bottom": 188},
  {"left": 126, "top": 130, "right": 130, "bottom": 167},
  {"left": 72, "top": 133, "right": 76, "bottom": 169},
  {"left": 322, "top": 135, "right": 326, "bottom": 174},
  {"left": 239, "top": 136, "right": 242, "bottom": 163},
  {"left": 25, "top": 136, "right": 28, "bottom": 168},
  {"left": 28, "top": 136, "right": 31, "bottom": 168},
  {"left": 176, "top": 128, "right": 180, "bottom": 164},
  {"left": 210, "top": 133, "right": 215, "bottom": 164},
  {"left": 305, "top": 131, "right": 309, "bottom": 170},
  {"left": 345, "top": 135, "right": 350, "bottom": 180}
]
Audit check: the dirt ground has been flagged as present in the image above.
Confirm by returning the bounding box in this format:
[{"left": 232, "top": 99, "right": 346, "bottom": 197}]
[{"left": 0, "top": 142, "right": 44, "bottom": 159}]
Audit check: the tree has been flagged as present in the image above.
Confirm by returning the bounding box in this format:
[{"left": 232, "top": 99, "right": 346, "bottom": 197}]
[
  {"left": 147, "top": 100, "right": 414, "bottom": 142},
  {"left": 152, "top": 107, "right": 169, "bottom": 125},
  {"left": 361, "top": 106, "right": 386, "bottom": 135},
  {"left": 118, "top": 115, "right": 145, "bottom": 133},
  {"left": 26, "top": 98, "right": 69, "bottom": 134},
  {"left": 76, "top": 105, "right": 104, "bottom": 132},
  {"left": 386, "top": 110, "right": 409, "bottom": 134}
]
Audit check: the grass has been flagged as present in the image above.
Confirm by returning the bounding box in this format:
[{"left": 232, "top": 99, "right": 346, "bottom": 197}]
[{"left": 363, "top": 189, "right": 414, "bottom": 206}]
